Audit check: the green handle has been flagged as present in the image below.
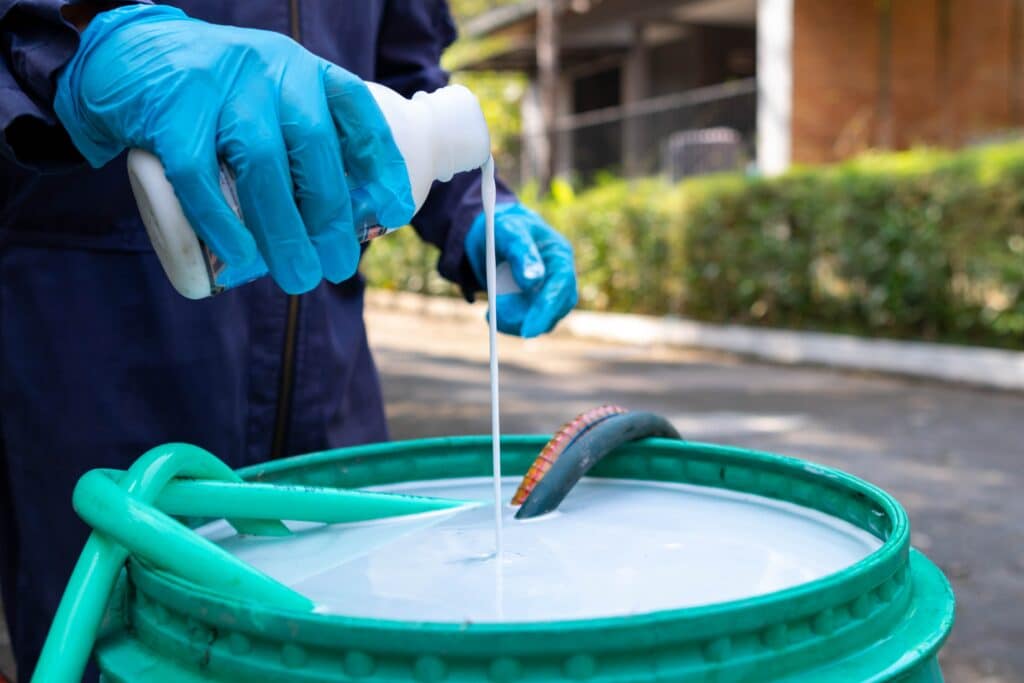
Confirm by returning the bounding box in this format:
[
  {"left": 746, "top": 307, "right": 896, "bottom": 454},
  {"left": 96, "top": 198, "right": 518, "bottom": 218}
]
[
  {"left": 32, "top": 443, "right": 476, "bottom": 683},
  {"left": 35, "top": 443, "right": 264, "bottom": 683},
  {"left": 154, "top": 478, "right": 473, "bottom": 523},
  {"left": 75, "top": 471, "right": 314, "bottom": 610}
]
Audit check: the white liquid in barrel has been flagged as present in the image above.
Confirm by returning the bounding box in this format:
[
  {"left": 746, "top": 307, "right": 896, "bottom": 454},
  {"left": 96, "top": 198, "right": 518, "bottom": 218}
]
[{"left": 202, "top": 477, "right": 882, "bottom": 623}]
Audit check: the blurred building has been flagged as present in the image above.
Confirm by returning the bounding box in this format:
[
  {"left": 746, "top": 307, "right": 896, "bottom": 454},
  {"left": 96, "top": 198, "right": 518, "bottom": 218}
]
[{"left": 458, "top": 0, "right": 1024, "bottom": 184}]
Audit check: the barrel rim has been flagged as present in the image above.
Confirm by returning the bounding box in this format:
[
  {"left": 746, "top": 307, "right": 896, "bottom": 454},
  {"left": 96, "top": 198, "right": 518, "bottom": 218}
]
[{"left": 118, "top": 435, "right": 952, "bottom": 679}]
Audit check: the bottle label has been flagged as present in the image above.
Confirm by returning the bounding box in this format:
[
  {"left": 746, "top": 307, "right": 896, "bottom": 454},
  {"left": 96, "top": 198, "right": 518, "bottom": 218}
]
[
  {"left": 358, "top": 225, "right": 393, "bottom": 241},
  {"left": 201, "top": 163, "right": 245, "bottom": 294}
]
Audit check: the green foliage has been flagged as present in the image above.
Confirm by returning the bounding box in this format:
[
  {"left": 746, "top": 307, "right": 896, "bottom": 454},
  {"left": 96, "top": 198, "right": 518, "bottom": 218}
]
[
  {"left": 668, "top": 145, "right": 1024, "bottom": 348},
  {"left": 363, "top": 143, "right": 1024, "bottom": 350},
  {"left": 448, "top": 0, "right": 522, "bottom": 23},
  {"left": 362, "top": 229, "right": 460, "bottom": 299}
]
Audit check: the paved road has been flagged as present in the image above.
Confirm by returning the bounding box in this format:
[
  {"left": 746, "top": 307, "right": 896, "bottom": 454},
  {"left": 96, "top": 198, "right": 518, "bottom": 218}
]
[{"left": 2, "top": 307, "right": 1021, "bottom": 682}]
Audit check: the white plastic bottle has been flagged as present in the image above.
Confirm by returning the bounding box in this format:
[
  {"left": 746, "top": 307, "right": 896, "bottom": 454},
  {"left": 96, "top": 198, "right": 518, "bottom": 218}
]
[{"left": 127, "top": 83, "right": 492, "bottom": 299}]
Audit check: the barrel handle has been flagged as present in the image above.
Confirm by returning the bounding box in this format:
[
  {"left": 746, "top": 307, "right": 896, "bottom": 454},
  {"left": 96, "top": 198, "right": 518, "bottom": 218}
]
[
  {"left": 515, "top": 411, "right": 683, "bottom": 519},
  {"left": 32, "top": 444, "right": 309, "bottom": 683},
  {"left": 33, "top": 441, "right": 475, "bottom": 683}
]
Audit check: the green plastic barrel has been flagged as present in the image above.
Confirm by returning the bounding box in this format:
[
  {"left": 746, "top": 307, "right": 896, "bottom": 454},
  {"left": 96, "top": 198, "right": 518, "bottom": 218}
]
[{"left": 94, "top": 436, "right": 954, "bottom": 682}]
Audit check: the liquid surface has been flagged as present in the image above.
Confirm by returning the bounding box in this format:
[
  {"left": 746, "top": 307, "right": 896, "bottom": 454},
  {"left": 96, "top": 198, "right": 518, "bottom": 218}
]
[{"left": 201, "top": 477, "right": 882, "bottom": 623}]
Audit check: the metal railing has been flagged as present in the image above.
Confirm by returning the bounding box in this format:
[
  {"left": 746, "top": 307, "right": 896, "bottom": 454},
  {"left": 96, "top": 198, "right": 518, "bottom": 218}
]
[{"left": 512, "top": 78, "right": 757, "bottom": 185}]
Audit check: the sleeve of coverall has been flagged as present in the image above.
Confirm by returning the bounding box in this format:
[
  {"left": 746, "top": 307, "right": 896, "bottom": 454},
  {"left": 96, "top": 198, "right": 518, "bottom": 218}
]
[
  {"left": 0, "top": 0, "right": 145, "bottom": 169},
  {"left": 375, "top": 0, "right": 518, "bottom": 299}
]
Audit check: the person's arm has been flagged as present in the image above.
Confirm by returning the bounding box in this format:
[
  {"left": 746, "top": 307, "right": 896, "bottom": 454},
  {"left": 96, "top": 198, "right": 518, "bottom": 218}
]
[
  {"left": 0, "top": 0, "right": 140, "bottom": 169},
  {"left": 375, "top": 0, "right": 517, "bottom": 299}
]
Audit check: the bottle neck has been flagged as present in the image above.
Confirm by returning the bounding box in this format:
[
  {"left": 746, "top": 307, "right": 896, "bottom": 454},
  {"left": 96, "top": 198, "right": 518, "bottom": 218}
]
[
  {"left": 416, "top": 86, "right": 492, "bottom": 183},
  {"left": 423, "top": 99, "right": 459, "bottom": 183}
]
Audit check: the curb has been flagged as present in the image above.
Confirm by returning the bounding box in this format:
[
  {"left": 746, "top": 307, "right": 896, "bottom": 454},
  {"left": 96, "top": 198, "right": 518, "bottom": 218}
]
[{"left": 365, "top": 289, "right": 1024, "bottom": 392}]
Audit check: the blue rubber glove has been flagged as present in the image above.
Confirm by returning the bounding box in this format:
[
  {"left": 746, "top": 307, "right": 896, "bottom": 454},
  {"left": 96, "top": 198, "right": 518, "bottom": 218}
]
[
  {"left": 465, "top": 203, "right": 578, "bottom": 338},
  {"left": 54, "top": 5, "right": 413, "bottom": 294}
]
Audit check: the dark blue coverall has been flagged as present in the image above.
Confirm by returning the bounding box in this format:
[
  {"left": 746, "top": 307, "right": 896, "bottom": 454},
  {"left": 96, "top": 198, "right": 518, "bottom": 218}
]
[{"left": 0, "top": 1, "right": 515, "bottom": 677}]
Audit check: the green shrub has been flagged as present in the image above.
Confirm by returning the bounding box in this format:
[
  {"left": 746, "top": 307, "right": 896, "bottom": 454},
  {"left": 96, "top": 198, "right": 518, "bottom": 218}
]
[{"left": 362, "top": 143, "right": 1024, "bottom": 349}]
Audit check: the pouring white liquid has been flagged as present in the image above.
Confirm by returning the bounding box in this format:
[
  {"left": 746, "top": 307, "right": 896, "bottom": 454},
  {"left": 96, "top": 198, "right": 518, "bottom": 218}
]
[
  {"left": 481, "top": 156, "right": 503, "bottom": 564},
  {"left": 200, "top": 477, "right": 882, "bottom": 622},
  {"left": 480, "top": 156, "right": 507, "bottom": 615}
]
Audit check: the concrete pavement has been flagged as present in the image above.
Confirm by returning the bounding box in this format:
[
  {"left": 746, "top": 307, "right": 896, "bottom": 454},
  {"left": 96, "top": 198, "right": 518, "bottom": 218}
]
[
  {"left": 367, "top": 289, "right": 1024, "bottom": 390},
  {"left": 2, "top": 306, "right": 1021, "bottom": 682}
]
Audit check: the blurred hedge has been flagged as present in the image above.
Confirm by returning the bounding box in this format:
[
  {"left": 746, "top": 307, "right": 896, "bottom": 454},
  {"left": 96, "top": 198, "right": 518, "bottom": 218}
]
[{"left": 362, "top": 143, "right": 1024, "bottom": 349}]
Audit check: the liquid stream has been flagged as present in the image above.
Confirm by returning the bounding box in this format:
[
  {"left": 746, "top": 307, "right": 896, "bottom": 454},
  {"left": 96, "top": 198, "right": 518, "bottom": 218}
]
[{"left": 481, "top": 156, "right": 503, "bottom": 565}]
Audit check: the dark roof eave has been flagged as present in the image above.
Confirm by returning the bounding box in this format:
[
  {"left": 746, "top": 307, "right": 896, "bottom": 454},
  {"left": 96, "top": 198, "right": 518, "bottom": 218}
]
[
  {"left": 454, "top": 44, "right": 630, "bottom": 73},
  {"left": 463, "top": 0, "right": 539, "bottom": 39}
]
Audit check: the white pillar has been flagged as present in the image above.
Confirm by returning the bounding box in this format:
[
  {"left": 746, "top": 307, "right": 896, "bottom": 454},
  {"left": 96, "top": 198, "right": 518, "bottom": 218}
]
[
  {"left": 521, "top": 81, "right": 544, "bottom": 186},
  {"left": 537, "top": 0, "right": 561, "bottom": 189},
  {"left": 757, "top": 0, "right": 793, "bottom": 175},
  {"left": 555, "top": 74, "right": 574, "bottom": 178},
  {"left": 622, "top": 22, "right": 650, "bottom": 177}
]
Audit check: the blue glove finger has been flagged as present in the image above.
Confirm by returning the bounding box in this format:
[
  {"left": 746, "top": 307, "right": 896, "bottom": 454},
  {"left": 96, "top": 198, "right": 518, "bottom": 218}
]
[
  {"left": 304, "top": 166, "right": 361, "bottom": 285},
  {"left": 465, "top": 202, "right": 578, "bottom": 338},
  {"left": 494, "top": 292, "right": 530, "bottom": 336},
  {"left": 521, "top": 228, "right": 577, "bottom": 337},
  {"left": 154, "top": 132, "right": 260, "bottom": 275},
  {"left": 464, "top": 209, "right": 546, "bottom": 292},
  {"left": 322, "top": 65, "right": 414, "bottom": 229},
  {"left": 279, "top": 65, "right": 359, "bottom": 284},
  {"left": 496, "top": 223, "right": 546, "bottom": 292},
  {"left": 521, "top": 270, "right": 579, "bottom": 338},
  {"left": 217, "top": 88, "right": 321, "bottom": 295}
]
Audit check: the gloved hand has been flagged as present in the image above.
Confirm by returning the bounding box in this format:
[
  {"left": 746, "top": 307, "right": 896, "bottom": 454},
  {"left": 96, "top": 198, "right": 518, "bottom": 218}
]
[
  {"left": 465, "top": 203, "right": 578, "bottom": 338},
  {"left": 54, "top": 4, "right": 413, "bottom": 294}
]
